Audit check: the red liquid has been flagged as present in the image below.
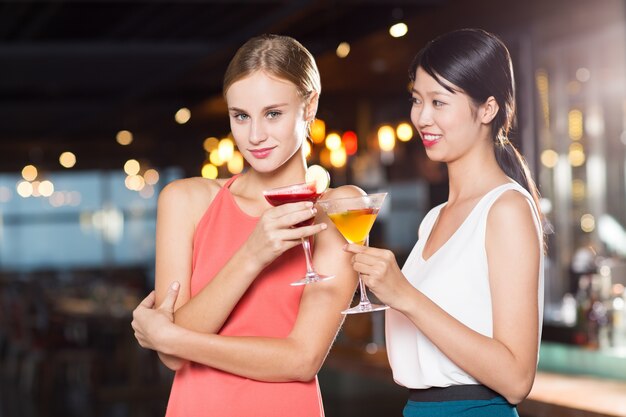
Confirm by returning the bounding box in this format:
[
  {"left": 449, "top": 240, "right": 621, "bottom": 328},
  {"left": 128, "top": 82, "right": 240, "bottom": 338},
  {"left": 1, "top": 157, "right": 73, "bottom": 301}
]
[
  {"left": 264, "top": 190, "right": 321, "bottom": 206},
  {"left": 264, "top": 184, "right": 320, "bottom": 226}
]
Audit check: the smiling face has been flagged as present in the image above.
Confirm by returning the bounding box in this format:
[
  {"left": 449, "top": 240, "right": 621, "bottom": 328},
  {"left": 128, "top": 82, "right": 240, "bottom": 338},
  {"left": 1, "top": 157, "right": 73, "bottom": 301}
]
[
  {"left": 225, "top": 70, "right": 315, "bottom": 173},
  {"left": 410, "top": 66, "right": 492, "bottom": 164}
]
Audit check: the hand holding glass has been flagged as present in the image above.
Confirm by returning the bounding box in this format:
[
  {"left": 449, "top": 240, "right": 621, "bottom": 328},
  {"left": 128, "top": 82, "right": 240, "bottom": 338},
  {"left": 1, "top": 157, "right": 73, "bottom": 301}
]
[
  {"left": 263, "top": 182, "right": 334, "bottom": 286},
  {"left": 318, "top": 193, "right": 388, "bottom": 314}
]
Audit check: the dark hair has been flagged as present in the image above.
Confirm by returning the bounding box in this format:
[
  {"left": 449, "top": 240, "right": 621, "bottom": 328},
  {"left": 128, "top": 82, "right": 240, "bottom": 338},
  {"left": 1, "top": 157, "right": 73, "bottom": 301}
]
[{"left": 410, "top": 28, "right": 542, "bottom": 222}]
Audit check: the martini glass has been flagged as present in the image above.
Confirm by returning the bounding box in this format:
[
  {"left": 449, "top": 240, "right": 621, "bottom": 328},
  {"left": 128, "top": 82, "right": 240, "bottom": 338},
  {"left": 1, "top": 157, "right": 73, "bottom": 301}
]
[
  {"left": 318, "top": 193, "right": 388, "bottom": 314},
  {"left": 263, "top": 182, "right": 335, "bottom": 286}
]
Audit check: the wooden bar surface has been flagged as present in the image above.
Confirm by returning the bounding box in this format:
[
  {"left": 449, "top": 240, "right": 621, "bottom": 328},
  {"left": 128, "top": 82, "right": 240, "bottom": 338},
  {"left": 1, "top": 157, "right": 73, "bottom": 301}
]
[{"left": 519, "top": 372, "right": 626, "bottom": 417}]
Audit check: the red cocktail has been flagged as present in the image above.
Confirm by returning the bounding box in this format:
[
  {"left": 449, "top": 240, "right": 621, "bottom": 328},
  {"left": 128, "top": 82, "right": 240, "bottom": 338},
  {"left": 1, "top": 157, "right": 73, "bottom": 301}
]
[
  {"left": 264, "top": 183, "right": 321, "bottom": 227},
  {"left": 263, "top": 182, "right": 334, "bottom": 285}
]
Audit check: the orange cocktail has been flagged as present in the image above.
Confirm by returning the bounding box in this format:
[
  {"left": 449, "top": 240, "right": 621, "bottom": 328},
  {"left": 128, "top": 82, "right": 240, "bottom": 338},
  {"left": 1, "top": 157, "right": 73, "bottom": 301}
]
[
  {"left": 317, "top": 193, "right": 387, "bottom": 314},
  {"left": 327, "top": 208, "right": 379, "bottom": 245}
]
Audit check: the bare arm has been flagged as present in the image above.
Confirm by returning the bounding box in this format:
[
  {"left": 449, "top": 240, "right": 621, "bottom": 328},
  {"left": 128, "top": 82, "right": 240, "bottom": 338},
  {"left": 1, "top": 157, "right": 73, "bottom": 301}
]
[
  {"left": 151, "top": 178, "right": 326, "bottom": 370},
  {"left": 151, "top": 179, "right": 209, "bottom": 370},
  {"left": 348, "top": 190, "right": 541, "bottom": 404},
  {"left": 140, "top": 186, "right": 361, "bottom": 381},
  {"left": 172, "top": 198, "right": 327, "bottom": 335}
]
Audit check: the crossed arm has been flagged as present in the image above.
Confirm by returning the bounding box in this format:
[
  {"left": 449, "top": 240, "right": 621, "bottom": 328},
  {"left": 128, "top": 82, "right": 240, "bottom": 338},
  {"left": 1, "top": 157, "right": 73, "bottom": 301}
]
[{"left": 132, "top": 180, "right": 360, "bottom": 381}]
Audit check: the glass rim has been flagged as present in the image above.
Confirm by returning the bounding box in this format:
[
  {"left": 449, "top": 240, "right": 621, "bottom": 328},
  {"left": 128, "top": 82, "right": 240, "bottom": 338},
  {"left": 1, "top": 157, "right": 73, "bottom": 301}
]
[
  {"left": 317, "top": 192, "right": 387, "bottom": 205},
  {"left": 262, "top": 182, "right": 316, "bottom": 195}
]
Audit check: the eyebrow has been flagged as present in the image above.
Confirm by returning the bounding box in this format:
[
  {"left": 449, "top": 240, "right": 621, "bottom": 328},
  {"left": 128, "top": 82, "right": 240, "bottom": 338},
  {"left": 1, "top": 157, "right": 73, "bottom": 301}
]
[
  {"left": 228, "top": 103, "right": 289, "bottom": 113},
  {"left": 411, "top": 88, "right": 453, "bottom": 97}
]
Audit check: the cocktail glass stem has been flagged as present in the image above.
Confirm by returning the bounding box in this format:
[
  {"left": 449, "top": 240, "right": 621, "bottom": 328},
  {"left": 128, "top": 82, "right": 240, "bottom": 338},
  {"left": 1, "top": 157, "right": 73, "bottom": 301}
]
[
  {"left": 357, "top": 274, "right": 370, "bottom": 306},
  {"left": 343, "top": 236, "right": 389, "bottom": 314},
  {"left": 301, "top": 237, "right": 316, "bottom": 278},
  {"left": 290, "top": 235, "right": 334, "bottom": 286}
]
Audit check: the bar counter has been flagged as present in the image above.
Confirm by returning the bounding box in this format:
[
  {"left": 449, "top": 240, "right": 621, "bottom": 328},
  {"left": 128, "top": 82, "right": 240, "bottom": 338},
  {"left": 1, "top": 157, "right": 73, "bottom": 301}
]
[
  {"left": 325, "top": 345, "right": 626, "bottom": 417},
  {"left": 519, "top": 372, "right": 626, "bottom": 417}
]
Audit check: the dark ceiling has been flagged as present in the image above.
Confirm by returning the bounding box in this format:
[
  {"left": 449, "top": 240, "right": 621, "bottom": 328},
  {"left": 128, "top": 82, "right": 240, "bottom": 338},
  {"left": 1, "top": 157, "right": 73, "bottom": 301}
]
[
  {"left": 0, "top": 0, "right": 609, "bottom": 174},
  {"left": 0, "top": 0, "right": 449, "bottom": 174}
]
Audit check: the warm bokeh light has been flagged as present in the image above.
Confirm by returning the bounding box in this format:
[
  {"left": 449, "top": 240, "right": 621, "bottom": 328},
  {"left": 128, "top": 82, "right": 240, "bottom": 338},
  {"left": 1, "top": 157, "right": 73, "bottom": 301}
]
[
  {"left": 319, "top": 148, "right": 331, "bottom": 168},
  {"left": 572, "top": 179, "right": 586, "bottom": 201},
  {"left": 124, "top": 159, "right": 141, "bottom": 176},
  {"left": 303, "top": 140, "right": 312, "bottom": 158},
  {"left": 39, "top": 180, "right": 54, "bottom": 197},
  {"left": 581, "top": 213, "right": 595, "bottom": 232},
  {"left": 336, "top": 42, "right": 350, "bottom": 58},
  {"left": 378, "top": 125, "right": 396, "bottom": 151},
  {"left": 310, "top": 119, "right": 326, "bottom": 144},
  {"left": 396, "top": 122, "right": 413, "bottom": 141},
  {"left": 325, "top": 133, "right": 342, "bottom": 151},
  {"left": 569, "top": 142, "right": 586, "bottom": 167},
  {"left": 342, "top": 131, "right": 358, "bottom": 155},
  {"left": 536, "top": 69, "right": 550, "bottom": 129},
  {"left": 175, "top": 107, "right": 191, "bottom": 124},
  {"left": 541, "top": 149, "right": 559, "bottom": 168},
  {"left": 209, "top": 150, "right": 224, "bottom": 166},
  {"left": 218, "top": 138, "right": 235, "bottom": 161},
  {"left": 330, "top": 147, "right": 347, "bottom": 168},
  {"left": 389, "top": 22, "right": 408, "bottom": 38},
  {"left": 125, "top": 174, "right": 145, "bottom": 191},
  {"left": 22, "top": 164, "right": 38, "bottom": 181},
  {"left": 202, "top": 163, "right": 218, "bottom": 179},
  {"left": 59, "top": 151, "right": 76, "bottom": 168},
  {"left": 203, "top": 137, "right": 219, "bottom": 152},
  {"left": 227, "top": 151, "right": 244, "bottom": 174},
  {"left": 144, "top": 168, "right": 160, "bottom": 185},
  {"left": 568, "top": 109, "right": 583, "bottom": 140},
  {"left": 16, "top": 181, "right": 33, "bottom": 198},
  {"left": 31, "top": 181, "right": 41, "bottom": 197},
  {"left": 116, "top": 130, "right": 133, "bottom": 145}
]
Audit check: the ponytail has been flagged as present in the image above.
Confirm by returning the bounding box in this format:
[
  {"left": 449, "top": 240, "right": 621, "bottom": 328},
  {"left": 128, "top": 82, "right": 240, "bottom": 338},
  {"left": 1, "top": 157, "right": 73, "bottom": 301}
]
[{"left": 495, "top": 139, "right": 545, "bottom": 242}]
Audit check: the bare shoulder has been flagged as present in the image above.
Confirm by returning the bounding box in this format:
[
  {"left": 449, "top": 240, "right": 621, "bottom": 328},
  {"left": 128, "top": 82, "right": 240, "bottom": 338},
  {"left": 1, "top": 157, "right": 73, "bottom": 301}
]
[
  {"left": 319, "top": 184, "right": 365, "bottom": 201},
  {"left": 489, "top": 189, "right": 536, "bottom": 224},
  {"left": 157, "top": 177, "right": 225, "bottom": 224},
  {"left": 487, "top": 188, "right": 539, "bottom": 245}
]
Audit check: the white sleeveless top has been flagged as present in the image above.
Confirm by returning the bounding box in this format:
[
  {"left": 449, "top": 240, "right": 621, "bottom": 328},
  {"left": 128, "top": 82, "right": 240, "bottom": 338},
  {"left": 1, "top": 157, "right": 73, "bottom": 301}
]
[{"left": 385, "top": 182, "right": 544, "bottom": 389}]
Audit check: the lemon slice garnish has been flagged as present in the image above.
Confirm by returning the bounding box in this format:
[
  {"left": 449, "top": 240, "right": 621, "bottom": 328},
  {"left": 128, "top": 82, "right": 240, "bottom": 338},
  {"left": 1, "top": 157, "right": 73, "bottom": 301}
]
[{"left": 305, "top": 164, "right": 330, "bottom": 194}]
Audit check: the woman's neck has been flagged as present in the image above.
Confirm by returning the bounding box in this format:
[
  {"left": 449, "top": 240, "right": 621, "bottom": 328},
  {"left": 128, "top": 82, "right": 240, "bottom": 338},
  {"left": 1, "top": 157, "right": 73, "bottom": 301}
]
[{"left": 446, "top": 144, "right": 508, "bottom": 204}]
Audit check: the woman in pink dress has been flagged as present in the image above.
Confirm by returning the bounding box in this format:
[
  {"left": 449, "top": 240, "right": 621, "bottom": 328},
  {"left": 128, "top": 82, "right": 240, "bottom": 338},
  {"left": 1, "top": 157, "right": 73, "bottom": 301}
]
[{"left": 131, "top": 34, "right": 361, "bottom": 417}]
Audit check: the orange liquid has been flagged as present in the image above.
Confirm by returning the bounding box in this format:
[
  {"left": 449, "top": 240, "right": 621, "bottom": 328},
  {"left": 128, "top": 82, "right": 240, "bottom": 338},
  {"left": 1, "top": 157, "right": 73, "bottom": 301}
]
[{"left": 328, "top": 208, "right": 379, "bottom": 245}]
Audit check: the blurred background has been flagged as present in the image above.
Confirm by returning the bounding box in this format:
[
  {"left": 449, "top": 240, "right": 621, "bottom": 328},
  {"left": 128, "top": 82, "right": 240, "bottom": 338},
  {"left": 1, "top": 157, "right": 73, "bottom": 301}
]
[{"left": 1, "top": 0, "right": 626, "bottom": 416}]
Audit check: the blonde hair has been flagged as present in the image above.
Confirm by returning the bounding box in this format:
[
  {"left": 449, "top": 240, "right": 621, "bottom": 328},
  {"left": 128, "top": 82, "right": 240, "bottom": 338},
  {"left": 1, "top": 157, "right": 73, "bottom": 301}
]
[{"left": 223, "top": 34, "right": 321, "bottom": 99}]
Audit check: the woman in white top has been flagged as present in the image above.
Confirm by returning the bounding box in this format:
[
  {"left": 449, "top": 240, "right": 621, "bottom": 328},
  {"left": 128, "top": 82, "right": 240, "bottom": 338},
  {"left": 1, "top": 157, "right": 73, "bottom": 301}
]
[{"left": 344, "top": 28, "right": 544, "bottom": 416}]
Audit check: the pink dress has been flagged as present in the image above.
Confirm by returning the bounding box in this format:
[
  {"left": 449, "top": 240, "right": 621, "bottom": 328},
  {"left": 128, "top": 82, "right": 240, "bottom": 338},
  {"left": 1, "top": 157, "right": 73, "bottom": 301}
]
[{"left": 165, "top": 175, "right": 324, "bottom": 417}]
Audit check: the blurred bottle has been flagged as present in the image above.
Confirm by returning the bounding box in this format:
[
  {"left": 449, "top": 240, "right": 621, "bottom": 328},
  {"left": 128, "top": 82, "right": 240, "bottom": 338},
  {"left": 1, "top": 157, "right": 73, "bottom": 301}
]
[
  {"left": 574, "top": 275, "right": 591, "bottom": 345},
  {"left": 587, "top": 274, "right": 611, "bottom": 350},
  {"left": 611, "top": 284, "right": 626, "bottom": 348},
  {"left": 560, "top": 292, "right": 577, "bottom": 326}
]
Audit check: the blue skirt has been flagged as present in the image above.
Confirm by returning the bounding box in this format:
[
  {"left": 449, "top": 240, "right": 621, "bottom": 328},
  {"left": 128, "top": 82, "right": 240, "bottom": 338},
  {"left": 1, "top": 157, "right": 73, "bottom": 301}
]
[{"left": 403, "top": 396, "right": 519, "bottom": 417}]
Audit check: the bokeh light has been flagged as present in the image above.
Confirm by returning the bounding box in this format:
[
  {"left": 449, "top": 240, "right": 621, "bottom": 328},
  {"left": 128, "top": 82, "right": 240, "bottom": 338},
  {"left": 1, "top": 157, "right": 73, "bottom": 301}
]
[{"left": 59, "top": 151, "right": 77, "bottom": 168}]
